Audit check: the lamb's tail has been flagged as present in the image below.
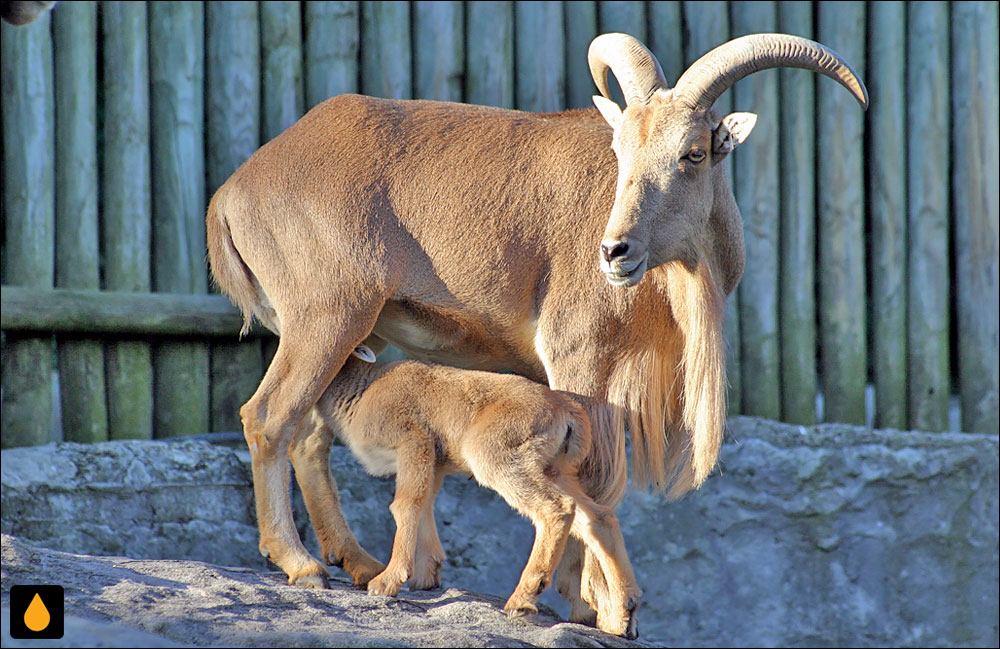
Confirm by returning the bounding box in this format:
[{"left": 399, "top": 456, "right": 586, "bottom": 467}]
[{"left": 556, "top": 395, "right": 592, "bottom": 468}]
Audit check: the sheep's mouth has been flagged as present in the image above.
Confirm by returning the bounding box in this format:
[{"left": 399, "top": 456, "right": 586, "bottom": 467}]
[{"left": 604, "top": 253, "right": 648, "bottom": 287}]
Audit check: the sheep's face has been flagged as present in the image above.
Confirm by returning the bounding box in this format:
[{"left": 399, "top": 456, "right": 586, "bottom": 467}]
[{"left": 594, "top": 92, "right": 756, "bottom": 287}]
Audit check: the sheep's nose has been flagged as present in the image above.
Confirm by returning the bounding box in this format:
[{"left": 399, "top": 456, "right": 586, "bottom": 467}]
[{"left": 601, "top": 241, "right": 629, "bottom": 262}]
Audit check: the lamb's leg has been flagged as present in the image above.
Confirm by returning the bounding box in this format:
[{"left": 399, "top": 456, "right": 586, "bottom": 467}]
[
  {"left": 410, "top": 468, "right": 446, "bottom": 590},
  {"left": 556, "top": 538, "right": 598, "bottom": 626},
  {"left": 288, "top": 412, "right": 385, "bottom": 587},
  {"left": 367, "top": 433, "right": 435, "bottom": 597},
  {"left": 565, "top": 481, "right": 641, "bottom": 639}
]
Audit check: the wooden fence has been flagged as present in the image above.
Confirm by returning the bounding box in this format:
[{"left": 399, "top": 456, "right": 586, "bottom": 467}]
[{"left": 2, "top": 1, "right": 997, "bottom": 447}]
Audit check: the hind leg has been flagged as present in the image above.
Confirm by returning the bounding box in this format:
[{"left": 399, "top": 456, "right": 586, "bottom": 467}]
[
  {"left": 556, "top": 538, "right": 598, "bottom": 626},
  {"left": 564, "top": 480, "right": 641, "bottom": 639},
  {"left": 409, "top": 468, "right": 446, "bottom": 590},
  {"left": 503, "top": 492, "right": 575, "bottom": 618},
  {"left": 289, "top": 412, "right": 385, "bottom": 587},
  {"left": 240, "top": 299, "right": 383, "bottom": 588}
]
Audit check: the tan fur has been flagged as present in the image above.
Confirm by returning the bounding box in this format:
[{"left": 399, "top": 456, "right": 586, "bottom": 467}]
[
  {"left": 207, "top": 94, "right": 736, "bottom": 621},
  {"left": 299, "top": 357, "right": 640, "bottom": 638}
]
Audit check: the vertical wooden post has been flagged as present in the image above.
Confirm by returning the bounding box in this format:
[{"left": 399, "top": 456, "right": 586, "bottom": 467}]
[
  {"left": 206, "top": 0, "right": 263, "bottom": 433},
  {"left": 731, "top": 1, "right": 780, "bottom": 421},
  {"left": 304, "top": 1, "right": 359, "bottom": 109},
  {"left": 867, "top": 0, "right": 907, "bottom": 429},
  {"left": 597, "top": 1, "right": 646, "bottom": 107},
  {"left": 817, "top": 1, "right": 866, "bottom": 425},
  {"left": 952, "top": 1, "right": 999, "bottom": 435},
  {"left": 52, "top": 1, "right": 108, "bottom": 443},
  {"left": 683, "top": 1, "right": 741, "bottom": 415},
  {"left": 648, "top": 1, "right": 683, "bottom": 87},
  {"left": 563, "top": 1, "right": 597, "bottom": 109},
  {"left": 598, "top": 1, "right": 646, "bottom": 40},
  {"left": 150, "top": 1, "right": 209, "bottom": 438},
  {"left": 360, "top": 1, "right": 411, "bottom": 99},
  {"left": 1, "top": 13, "right": 55, "bottom": 447},
  {"left": 261, "top": 0, "right": 304, "bottom": 142},
  {"left": 777, "top": 0, "right": 817, "bottom": 425},
  {"left": 466, "top": 1, "right": 514, "bottom": 108},
  {"left": 906, "top": 1, "right": 950, "bottom": 432},
  {"left": 101, "top": 0, "right": 154, "bottom": 440},
  {"left": 414, "top": 1, "right": 463, "bottom": 101},
  {"left": 515, "top": 1, "right": 565, "bottom": 112}
]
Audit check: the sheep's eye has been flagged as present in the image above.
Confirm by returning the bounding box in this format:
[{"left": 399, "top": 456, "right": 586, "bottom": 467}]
[{"left": 684, "top": 150, "right": 706, "bottom": 164}]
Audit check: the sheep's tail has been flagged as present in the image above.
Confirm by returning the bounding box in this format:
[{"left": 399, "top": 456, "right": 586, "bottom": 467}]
[{"left": 206, "top": 190, "right": 260, "bottom": 338}]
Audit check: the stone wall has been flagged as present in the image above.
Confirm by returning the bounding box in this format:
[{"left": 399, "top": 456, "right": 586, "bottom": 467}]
[{"left": 1, "top": 416, "right": 996, "bottom": 647}]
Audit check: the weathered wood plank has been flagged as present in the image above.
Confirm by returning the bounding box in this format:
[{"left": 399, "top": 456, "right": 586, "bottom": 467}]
[
  {"left": 648, "top": 1, "right": 683, "bottom": 87},
  {"left": 683, "top": 1, "right": 741, "bottom": 415},
  {"left": 304, "top": 1, "right": 358, "bottom": 107},
  {"left": 261, "top": 0, "right": 304, "bottom": 142},
  {"left": 777, "top": 0, "right": 817, "bottom": 425},
  {"left": 53, "top": 0, "right": 107, "bottom": 443},
  {"left": 150, "top": 1, "right": 209, "bottom": 438},
  {"left": 0, "top": 287, "right": 263, "bottom": 338},
  {"left": 1, "top": 12, "right": 55, "bottom": 447},
  {"left": 906, "top": 1, "right": 950, "bottom": 432},
  {"left": 414, "top": 1, "right": 463, "bottom": 101},
  {"left": 563, "top": 1, "right": 597, "bottom": 109},
  {"left": 816, "top": 1, "right": 866, "bottom": 425},
  {"left": 206, "top": 0, "right": 264, "bottom": 434},
  {"left": 360, "top": 0, "right": 411, "bottom": 99},
  {"left": 952, "top": 1, "right": 999, "bottom": 434},
  {"left": 100, "top": 0, "right": 153, "bottom": 440},
  {"left": 515, "top": 1, "right": 565, "bottom": 112},
  {"left": 466, "top": 1, "right": 514, "bottom": 108},
  {"left": 866, "top": 0, "right": 907, "bottom": 429},
  {"left": 731, "top": 1, "right": 780, "bottom": 420}
]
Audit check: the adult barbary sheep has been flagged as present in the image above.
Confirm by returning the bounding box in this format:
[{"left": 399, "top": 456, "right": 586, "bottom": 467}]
[
  {"left": 300, "top": 345, "right": 641, "bottom": 637},
  {"left": 207, "top": 32, "right": 867, "bottom": 622}
]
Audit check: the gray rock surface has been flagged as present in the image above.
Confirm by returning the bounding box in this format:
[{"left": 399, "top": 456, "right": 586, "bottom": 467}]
[
  {"left": 2, "top": 416, "right": 997, "bottom": 647},
  {"left": 0, "top": 534, "right": 642, "bottom": 648}
]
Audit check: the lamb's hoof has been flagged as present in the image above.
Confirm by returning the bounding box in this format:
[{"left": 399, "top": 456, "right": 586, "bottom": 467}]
[
  {"left": 366, "top": 572, "right": 403, "bottom": 597},
  {"left": 344, "top": 554, "right": 387, "bottom": 589},
  {"left": 291, "top": 573, "right": 330, "bottom": 589},
  {"left": 504, "top": 593, "right": 538, "bottom": 619},
  {"left": 597, "top": 596, "right": 640, "bottom": 639}
]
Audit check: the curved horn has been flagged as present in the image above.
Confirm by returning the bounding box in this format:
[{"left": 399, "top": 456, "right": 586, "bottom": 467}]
[
  {"left": 673, "top": 33, "right": 868, "bottom": 112},
  {"left": 588, "top": 33, "right": 668, "bottom": 106}
]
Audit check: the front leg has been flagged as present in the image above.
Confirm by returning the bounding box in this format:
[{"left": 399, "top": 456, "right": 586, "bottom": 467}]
[
  {"left": 409, "top": 468, "right": 446, "bottom": 590},
  {"left": 368, "top": 433, "right": 435, "bottom": 597},
  {"left": 289, "top": 412, "right": 385, "bottom": 587}
]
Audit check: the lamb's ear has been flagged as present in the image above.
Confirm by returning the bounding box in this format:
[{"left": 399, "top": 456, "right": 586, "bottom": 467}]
[
  {"left": 351, "top": 345, "right": 377, "bottom": 363},
  {"left": 593, "top": 95, "right": 623, "bottom": 131},
  {"left": 712, "top": 112, "right": 757, "bottom": 161}
]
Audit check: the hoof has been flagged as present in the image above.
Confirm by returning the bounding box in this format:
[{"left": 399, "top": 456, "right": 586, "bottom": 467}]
[
  {"left": 367, "top": 572, "right": 403, "bottom": 597},
  {"left": 503, "top": 593, "right": 538, "bottom": 619},
  {"left": 292, "top": 573, "right": 330, "bottom": 589},
  {"left": 344, "top": 554, "right": 387, "bottom": 589}
]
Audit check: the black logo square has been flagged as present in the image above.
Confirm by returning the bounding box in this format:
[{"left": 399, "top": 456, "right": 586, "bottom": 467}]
[{"left": 9, "top": 584, "right": 64, "bottom": 639}]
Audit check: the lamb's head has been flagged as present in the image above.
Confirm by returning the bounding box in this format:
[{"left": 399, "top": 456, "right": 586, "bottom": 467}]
[{"left": 589, "top": 33, "right": 868, "bottom": 287}]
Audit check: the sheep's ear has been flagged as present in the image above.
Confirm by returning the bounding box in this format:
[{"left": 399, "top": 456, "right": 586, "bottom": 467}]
[
  {"left": 593, "top": 95, "right": 623, "bottom": 131},
  {"left": 712, "top": 112, "right": 757, "bottom": 161},
  {"left": 351, "top": 345, "right": 377, "bottom": 363}
]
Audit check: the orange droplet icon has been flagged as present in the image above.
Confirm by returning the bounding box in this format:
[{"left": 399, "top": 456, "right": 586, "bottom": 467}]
[{"left": 24, "top": 592, "right": 51, "bottom": 632}]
